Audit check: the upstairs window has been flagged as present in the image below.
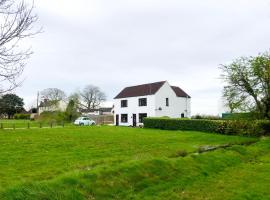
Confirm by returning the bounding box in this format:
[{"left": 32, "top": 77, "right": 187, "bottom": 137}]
[
  {"left": 138, "top": 98, "right": 147, "bottom": 106},
  {"left": 121, "top": 100, "right": 128, "bottom": 107},
  {"left": 166, "top": 98, "right": 169, "bottom": 106},
  {"left": 121, "top": 114, "right": 128, "bottom": 123},
  {"left": 139, "top": 113, "right": 147, "bottom": 123}
]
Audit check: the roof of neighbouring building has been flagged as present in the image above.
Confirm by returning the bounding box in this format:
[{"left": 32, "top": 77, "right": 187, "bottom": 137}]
[
  {"left": 114, "top": 81, "right": 190, "bottom": 99},
  {"left": 80, "top": 107, "right": 113, "bottom": 113}
]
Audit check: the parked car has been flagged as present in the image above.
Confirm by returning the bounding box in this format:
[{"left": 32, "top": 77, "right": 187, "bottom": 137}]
[{"left": 74, "top": 117, "right": 96, "bottom": 126}]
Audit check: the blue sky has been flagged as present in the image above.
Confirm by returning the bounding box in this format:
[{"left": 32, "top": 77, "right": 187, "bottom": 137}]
[{"left": 16, "top": 0, "right": 270, "bottom": 115}]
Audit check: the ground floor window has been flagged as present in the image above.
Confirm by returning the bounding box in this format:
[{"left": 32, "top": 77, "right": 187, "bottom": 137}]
[
  {"left": 139, "top": 113, "right": 147, "bottom": 123},
  {"left": 121, "top": 114, "right": 128, "bottom": 123},
  {"left": 181, "top": 113, "right": 185, "bottom": 118}
]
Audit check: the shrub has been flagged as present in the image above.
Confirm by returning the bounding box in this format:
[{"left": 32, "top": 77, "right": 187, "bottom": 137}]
[
  {"left": 14, "top": 113, "right": 30, "bottom": 120},
  {"left": 37, "top": 111, "right": 66, "bottom": 123},
  {"left": 143, "top": 118, "right": 270, "bottom": 137},
  {"left": 192, "top": 114, "right": 221, "bottom": 120}
]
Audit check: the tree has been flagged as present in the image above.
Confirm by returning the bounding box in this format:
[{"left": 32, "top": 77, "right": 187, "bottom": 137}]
[
  {"left": 40, "top": 88, "right": 66, "bottom": 105},
  {"left": 65, "top": 99, "right": 79, "bottom": 122},
  {"left": 80, "top": 85, "right": 106, "bottom": 109},
  {"left": 0, "top": 93, "right": 24, "bottom": 118},
  {"left": 0, "top": 0, "right": 39, "bottom": 93},
  {"left": 221, "top": 51, "right": 270, "bottom": 119}
]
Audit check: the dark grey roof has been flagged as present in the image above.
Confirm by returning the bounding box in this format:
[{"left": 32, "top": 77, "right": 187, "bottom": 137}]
[{"left": 114, "top": 81, "right": 190, "bottom": 99}]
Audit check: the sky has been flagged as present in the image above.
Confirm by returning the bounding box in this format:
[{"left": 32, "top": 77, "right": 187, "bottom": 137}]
[{"left": 15, "top": 0, "right": 270, "bottom": 115}]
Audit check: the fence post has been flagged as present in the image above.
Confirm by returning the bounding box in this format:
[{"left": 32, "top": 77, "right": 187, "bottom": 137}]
[
  {"left": 27, "top": 122, "right": 30, "bottom": 129},
  {"left": 50, "top": 122, "right": 53, "bottom": 128},
  {"left": 62, "top": 121, "right": 64, "bottom": 128},
  {"left": 40, "top": 122, "right": 42, "bottom": 128},
  {"left": 13, "top": 124, "right": 15, "bottom": 130},
  {"left": 0, "top": 123, "right": 3, "bottom": 129}
]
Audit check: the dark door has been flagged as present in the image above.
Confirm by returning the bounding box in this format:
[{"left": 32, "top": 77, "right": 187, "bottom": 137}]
[
  {"left": 133, "top": 114, "right": 136, "bottom": 127},
  {"left": 116, "top": 114, "right": 119, "bottom": 126}
]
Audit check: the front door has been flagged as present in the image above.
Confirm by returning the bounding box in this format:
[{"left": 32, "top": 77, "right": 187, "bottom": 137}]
[
  {"left": 116, "top": 114, "right": 119, "bottom": 126},
  {"left": 132, "top": 114, "right": 136, "bottom": 127}
]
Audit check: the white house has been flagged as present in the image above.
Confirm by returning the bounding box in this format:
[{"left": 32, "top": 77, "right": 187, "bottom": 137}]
[
  {"left": 114, "top": 81, "right": 191, "bottom": 126},
  {"left": 38, "top": 99, "right": 67, "bottom": 115}
]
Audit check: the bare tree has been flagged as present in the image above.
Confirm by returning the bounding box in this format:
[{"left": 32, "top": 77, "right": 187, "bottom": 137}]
[
  {"left": 80, "top": 85, "right": 106, "bottom": 109},
  {"left": 0, "top": 0, "right": 39, "bottom": 93},
  {"left": 40, "top": 88, "right": 66, "bottom": 105}
]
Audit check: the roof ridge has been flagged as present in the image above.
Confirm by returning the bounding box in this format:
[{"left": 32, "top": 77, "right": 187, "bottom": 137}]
[{"left": 124, "top": 81, "right": 166, "bottom": 88}]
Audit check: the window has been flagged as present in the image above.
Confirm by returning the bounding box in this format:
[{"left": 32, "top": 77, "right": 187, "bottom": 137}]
[
  {"left": 121, "top": 114, "right": 128, "bottom": 123},
  {"left": 139, "top": 113, "right": 147, "bottom": 123},
  {"left": 121, "top": 100, "right": 128, "bottom": 107},
  {"left": 138, "top": 98, "right": 147, "bottom": 106},
  {"left": 181, "top": 113, "right": 185, "bottom": 118},
  {"left": 166, "top": 98, "right": 169, "bottom": 106}
]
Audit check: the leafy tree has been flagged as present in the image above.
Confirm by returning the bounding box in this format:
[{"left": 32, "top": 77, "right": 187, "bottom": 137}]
[
  {"left": 0, "top": 0, "right": 39, "bottom": 93},
  {"left": 0, "top": 94, "right": 24, "bottom": 118},
  {"left": 80, "top": 85, "right": 106, "bottom": 109},
  {"left": 65, "top": 99, "right": 80, "bottom": 122},
  {"left": 221, "top": 51, "right": 270, "bottom": 119}
]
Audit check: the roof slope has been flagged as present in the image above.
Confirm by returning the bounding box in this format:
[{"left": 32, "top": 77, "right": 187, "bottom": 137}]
[
  {"left": 114, "top": 81, "right": 165, "bottom": 99},
  {"left": 114, "top": 81, "right": 191, "bottom": 99},
  {"left": 171, "top": 86, "right": 191, "bottom": 98}
]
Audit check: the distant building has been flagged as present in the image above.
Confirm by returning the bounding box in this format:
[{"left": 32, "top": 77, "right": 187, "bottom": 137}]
[
  {"left": 38, "top": 99, "right": 67, "bottom": 114},
  {"left": 114, "top": 81, "right": 191, "bottom": 126},
  {"left": 80, "top": 107, "right": 113, "bottom": 116}
]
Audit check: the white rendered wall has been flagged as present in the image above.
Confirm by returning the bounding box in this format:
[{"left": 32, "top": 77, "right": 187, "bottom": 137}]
[
  {"left": 114, "top": 95, "right": 155, "bottom": 126},
  {"left": 155, "top": 81, "right": 191, "bottom": 118}
]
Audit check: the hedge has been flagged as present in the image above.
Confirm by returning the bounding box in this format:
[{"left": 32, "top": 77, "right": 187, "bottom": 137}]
[
  {"left": 143, "top": 118, "right": 270, "bottom": 137},
  {"left": 14, "top": 113, "right": 31, "bottom": 120}
]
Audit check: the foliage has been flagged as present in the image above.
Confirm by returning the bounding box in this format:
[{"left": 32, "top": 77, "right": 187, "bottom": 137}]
[
  {"left": 64, "top": 99, "right": 80, "bottom": 122},
  {"left": 0, "top": 0, "right": 39, "bottom": 93},
  {"left": 191, "top": 114, "right": 221, "bottom": 120},
  {"left": 144, "top": 117, "right": 270, "bottom": 136},
  {"left": 221, "top": 51, "right": 270, "bottom": 119},
  {"left": 0, "top": 127, "right": 269, "bottom": 199},
  {"left": 14, "top": 113, "right": 30, "bottom": 120},
  {"left": 37, "top": 111, "right": 66, "bottom": 123},
  {"left": 0, "top": 94, "right": 24, "bottom": 118},
  {"left": 222, "top": 112, "right": 262, "bottom": 120}
]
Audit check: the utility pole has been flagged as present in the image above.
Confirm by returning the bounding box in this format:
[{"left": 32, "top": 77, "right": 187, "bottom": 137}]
[{"left": 36, "top": 91, "right": 39, "bottom": 114}]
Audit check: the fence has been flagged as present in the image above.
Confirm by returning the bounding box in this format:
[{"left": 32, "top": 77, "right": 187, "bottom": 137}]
[
  {"left": 0, "top": 121, "right": 67, "bottom": 130},
  {"left": 90, "top": 115, "right": 114, "bottom": 125}
]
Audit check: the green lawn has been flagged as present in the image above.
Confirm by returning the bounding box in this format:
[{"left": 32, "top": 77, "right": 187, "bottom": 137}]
[{"left": 0, "top": 126, "right": 269, "bottom": 199}]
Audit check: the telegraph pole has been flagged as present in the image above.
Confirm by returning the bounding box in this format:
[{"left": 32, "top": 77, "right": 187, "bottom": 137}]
[{"left": 36, "top": 91, "right": 39, "bottom": 114}]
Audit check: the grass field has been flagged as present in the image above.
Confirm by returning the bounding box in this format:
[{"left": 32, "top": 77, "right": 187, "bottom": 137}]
[{"left": 0, "top": 126, "right": 269, "bottom": 199}]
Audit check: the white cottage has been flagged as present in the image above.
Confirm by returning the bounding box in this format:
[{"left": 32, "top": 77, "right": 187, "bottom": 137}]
[{"left": 114, "top": 81, "right": 191, "bottom": 126}]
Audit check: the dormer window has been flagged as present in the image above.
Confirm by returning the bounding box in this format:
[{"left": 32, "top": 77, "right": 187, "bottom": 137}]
[
  {"left": 138, "top": 98, "right": 147, "bottom": 106},
  {"left": 121, "top": 100, "right": 128, "bottom": 107}
]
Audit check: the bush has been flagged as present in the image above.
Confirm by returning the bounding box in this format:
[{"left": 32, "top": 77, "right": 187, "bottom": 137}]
[
  {"left": 143, "top": 117, "right": 270, "bottom": 137},
  {"left": 14, "top": 113, "right": 30, "bottom": 120},
  {"left": 37, "top": 111, "right": 66, "bottom": 123},
  {"left": 192, "top": 114, "right": 221, "bottom": 120}
]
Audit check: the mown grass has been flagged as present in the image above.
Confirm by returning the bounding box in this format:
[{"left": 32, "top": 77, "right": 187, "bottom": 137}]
[{"left": 0, "top": 126, "right": 268, "bottom": 199}]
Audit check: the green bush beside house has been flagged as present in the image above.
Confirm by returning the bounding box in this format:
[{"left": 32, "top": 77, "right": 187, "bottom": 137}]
[{"left": 144, "top": 117, "right": 270, "bottom": 137}]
